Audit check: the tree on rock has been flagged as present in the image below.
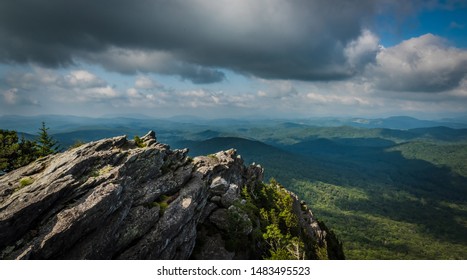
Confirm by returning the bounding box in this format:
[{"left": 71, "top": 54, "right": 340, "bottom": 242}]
[{"left": 37, "top": 122, "right": 59, "bottom": 157}]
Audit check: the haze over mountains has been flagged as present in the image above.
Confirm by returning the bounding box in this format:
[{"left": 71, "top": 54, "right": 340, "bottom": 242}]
[{"left": 2, "top": 114, "right": 467, "bottom": 135}]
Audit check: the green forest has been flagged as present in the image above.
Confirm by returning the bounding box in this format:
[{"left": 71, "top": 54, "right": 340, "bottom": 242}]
[{"left": 179, "top": 125, "right": 467, "bottom": 259}]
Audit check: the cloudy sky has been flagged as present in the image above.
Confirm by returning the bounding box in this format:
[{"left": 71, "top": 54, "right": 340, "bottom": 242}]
[{"left": 1, "top": 0, "right": 466, "bottom": 119}]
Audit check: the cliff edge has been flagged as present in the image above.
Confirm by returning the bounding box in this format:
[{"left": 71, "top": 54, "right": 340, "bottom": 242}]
[{"left": 0, "top": 131, "right": 343, "bottom": 259}]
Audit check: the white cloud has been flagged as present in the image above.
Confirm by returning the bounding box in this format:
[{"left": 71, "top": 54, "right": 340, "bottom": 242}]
[
  {"left": 5, "top": 68, "right": 108, "bottom": 90},
  {"left": 82, "top": 86, "right": 118, "bottom": 99},
  {"left": 63, "top": 70, "right": 106, "bottom": 88},
  {"left": 368, "top": 34, "right": 467, "bottom": 93},
  {"left": 122, "top": 86, "right": 258, "bottom": 110},
  {"left": 2, "top": 87, "right": 39, "bottom": 106},
  {"left": 124, "top": 87, "right": 167, "bottom": 107},
  {"left": 171, "top": 89, "right": 254, "bottom": 108},
  {"left": 135, "top": 76, "right": 159, "bottom": 89},
  {"left": 255, "top": 80, "right": 299, "bottom": 99},
  {"left": 306, "top": 92, "right": 371, "bottom": 106},
  {"left": 126, "top": 88, "right": 139, "bottom": 97},
  {"left": 345, "top": 29, "right": 381, "bottom": 71},
  {"left": 2, "top": 67, "right": 121, "bottom": 105},
  {"left": 4, "top": 67, "right": 58, "bottom": 90}
]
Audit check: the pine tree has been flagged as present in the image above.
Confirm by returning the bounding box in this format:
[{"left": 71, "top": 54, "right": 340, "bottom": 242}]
[
  {"left": 0, "top": 130, "right": 19, "bottom": 171},
  {"left": 37, "top": 122, "right": 59, "bottom": 157},
  {"left": 0, "top": 130, "right": 38, "bottom": 172},
  {"left": 15, "top": 134, "right": 39, "bottom": 168}
]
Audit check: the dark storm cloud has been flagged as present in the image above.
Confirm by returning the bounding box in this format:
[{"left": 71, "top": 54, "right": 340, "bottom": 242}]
[{"left": 0, "top": 0, "right": 378, "bottom": 83}]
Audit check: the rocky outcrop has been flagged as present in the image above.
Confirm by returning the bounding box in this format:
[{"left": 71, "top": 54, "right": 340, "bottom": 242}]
[{"left": 0, "top": 131, "right": 341, "bottom": 259}]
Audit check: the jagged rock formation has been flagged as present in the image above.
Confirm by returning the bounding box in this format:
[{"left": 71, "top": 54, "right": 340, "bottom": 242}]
[{"left": 0, "top": 131, "right": 343, "bottom": 260}]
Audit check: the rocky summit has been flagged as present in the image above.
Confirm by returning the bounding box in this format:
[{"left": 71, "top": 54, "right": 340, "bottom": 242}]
[{"left": 0, "top": 131, "right": 343, "bottom": 260}]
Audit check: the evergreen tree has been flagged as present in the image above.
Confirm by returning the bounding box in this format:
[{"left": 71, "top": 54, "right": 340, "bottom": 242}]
[
  {"left": 15, "top": 134, "right": 39, "bottom": 168},
  {"left": 0, "top": 130, "right": 38, "bottom": 172},
  {"left": 0, "top": 130, "right": 19, "bottom": 171},
  {"left": 37, "top": 122, "right": 59, "bottom": 157}
]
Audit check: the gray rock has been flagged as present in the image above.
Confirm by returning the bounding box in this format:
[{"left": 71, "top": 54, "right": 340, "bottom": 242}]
[
  {"left": 192, "top": 233, "right": 234, "bottom": 260},
  {"left": 209, "top": 208, "right": 229, "bottom": 231},
  {"left": 0, "top": 132, "right": 265, "bottom": 260},
  {"left": 209, "top": 176, "right": 229, "bottom": 196},
  {"left": 141, "top": 130, "right": 157, "bottom": 142},
  {"left": 210, "top": 196, "right": 222, "bottom": 205},
  {"left": 221, "top": 183, "right": 240, "bottom": 208},
  {"left": 199, "top": 202, "right": 218, "bottom": 224}
]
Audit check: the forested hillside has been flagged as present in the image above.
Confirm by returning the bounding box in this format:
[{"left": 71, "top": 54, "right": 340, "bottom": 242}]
[
  {"left": 177, "top": 128, "right": 467, "bottom": 259},
  {"left": 2, "top": 116, "right": 467, "bottom": 259}
]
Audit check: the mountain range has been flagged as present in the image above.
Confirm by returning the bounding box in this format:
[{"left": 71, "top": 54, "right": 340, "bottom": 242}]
[{"left": 1, "top": 114, "right": 467, "bottom": 259}]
